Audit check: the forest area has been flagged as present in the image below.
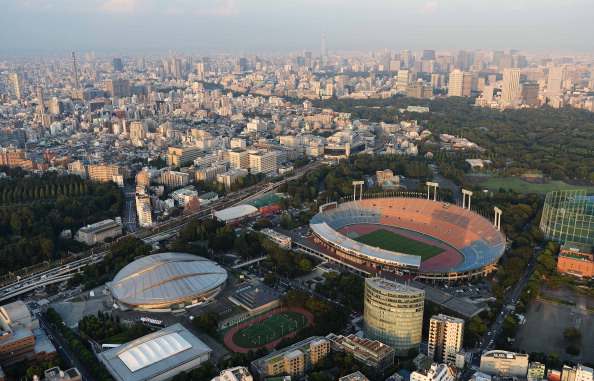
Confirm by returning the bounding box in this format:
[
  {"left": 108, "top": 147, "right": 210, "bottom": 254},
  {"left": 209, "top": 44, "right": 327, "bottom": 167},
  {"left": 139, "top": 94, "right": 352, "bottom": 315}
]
[{"left": 0, "top": 167, "right": 124, "bottom": 274}]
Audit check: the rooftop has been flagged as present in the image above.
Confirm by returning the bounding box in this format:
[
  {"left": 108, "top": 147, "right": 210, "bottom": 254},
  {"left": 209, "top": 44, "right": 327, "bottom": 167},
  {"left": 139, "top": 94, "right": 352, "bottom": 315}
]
[{"left": 366, "top": 277, "right": 424, "bottom": 295}]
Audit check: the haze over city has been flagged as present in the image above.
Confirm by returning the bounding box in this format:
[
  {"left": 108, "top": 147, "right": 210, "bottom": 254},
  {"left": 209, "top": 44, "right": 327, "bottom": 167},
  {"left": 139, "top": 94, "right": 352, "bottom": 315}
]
[{"left": 2, "top": 0, "right": 594, "bottom": 54}]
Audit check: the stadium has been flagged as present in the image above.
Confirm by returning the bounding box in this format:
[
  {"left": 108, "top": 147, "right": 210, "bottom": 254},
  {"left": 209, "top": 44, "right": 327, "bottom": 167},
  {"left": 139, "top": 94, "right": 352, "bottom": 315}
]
[
  {"left": 310, "top": 197, "right": 506, "bottom": 281},
  {"left": 108, "top": 252, "right": 227, "bottom": 311}
]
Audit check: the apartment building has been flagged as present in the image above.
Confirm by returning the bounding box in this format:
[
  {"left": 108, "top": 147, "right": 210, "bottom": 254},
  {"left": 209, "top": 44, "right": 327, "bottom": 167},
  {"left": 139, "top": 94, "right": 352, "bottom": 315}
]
[
  {"left": 428, "top": 314, "right": 464, "bottom": 365},
  {"left": 326, "top": 333, "right": 395, "bottom": 374},
  {"left": 250, "top": 337, "right": 330, "bottom": 380},
  {"left": 161, "top": 171, "right": 190, "bottom": 188},
  {"left": 88, "top": 165, "right": 128, "bottom": 183},
  {"left": 249, "top": 150, "right": 277, "bottom": 175}
]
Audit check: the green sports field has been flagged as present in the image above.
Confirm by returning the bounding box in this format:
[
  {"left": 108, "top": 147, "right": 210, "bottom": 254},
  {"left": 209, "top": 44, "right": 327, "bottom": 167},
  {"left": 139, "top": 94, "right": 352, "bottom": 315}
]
[
  {"left": 232, "top": 311, "right": 307, "bottom": 348},
  {"left": 353, "top": 229, "right": 444, "bottom": 260}
]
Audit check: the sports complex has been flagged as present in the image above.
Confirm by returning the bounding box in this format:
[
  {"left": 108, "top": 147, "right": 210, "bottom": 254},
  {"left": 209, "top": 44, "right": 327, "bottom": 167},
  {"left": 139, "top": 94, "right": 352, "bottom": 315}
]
[
  {"left": 310, "top": 196, "right": 506, "bottom": 281},
  {"left": 223, "top": 308, "right": 313, "bottom": 353}
]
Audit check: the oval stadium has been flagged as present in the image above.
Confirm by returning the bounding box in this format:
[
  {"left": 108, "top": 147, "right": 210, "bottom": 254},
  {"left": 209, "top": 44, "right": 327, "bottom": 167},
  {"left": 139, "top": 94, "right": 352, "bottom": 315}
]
[
  {"left": 108, "top": 252, "right": 227, "bottom": 311},
  {"left": 310, "top": 197, "right": 506, "bottom": 281}
]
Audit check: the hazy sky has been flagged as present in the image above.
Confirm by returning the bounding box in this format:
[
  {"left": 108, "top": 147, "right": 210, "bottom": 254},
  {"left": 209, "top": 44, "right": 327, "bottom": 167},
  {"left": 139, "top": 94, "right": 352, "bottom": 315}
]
[{"left": 1, "top": 0, "right": 593, "bottom": 55}]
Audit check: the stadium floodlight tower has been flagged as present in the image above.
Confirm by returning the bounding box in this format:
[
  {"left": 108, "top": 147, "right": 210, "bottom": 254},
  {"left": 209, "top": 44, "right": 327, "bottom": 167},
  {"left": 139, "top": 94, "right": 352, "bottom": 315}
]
[
  {"left": 426, "top": 182, "right": 439, "bottom": 201},
  {"left": 462, "top": 189, "right": 473, "bottom": 210},
  {"left": 493, "top": 207, "right": 502, "bottom": 231},
  {"left": 353, "top": 181, "right": 364, "bottom": 201}
]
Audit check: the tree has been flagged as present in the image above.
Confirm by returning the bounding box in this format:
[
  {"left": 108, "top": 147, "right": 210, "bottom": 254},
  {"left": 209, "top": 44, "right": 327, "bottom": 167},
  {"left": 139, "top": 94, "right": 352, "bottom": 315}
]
[
  {"left": 563, "top": 327, "right": 582, "bottom": 343},
  {"left": 194, "top": 312, "right": 219, "bottom": 334}
]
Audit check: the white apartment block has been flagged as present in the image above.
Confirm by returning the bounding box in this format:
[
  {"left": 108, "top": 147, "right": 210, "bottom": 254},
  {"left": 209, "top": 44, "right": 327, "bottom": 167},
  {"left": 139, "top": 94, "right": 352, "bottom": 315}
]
[
  {"left": 229, "top": 149, "right": 250, "bottom": 170},
  {"left": 428, "top": 314, "right": 464, "bottom": 365},
  {"left": 249, "top": 150, "right": 277, "bottom": 175},
  {"left": 411, "top": 363, "right": 456, "bottom": 381},
  {"left": 136, "top": 194, "right": 153, "bottom": 228}
]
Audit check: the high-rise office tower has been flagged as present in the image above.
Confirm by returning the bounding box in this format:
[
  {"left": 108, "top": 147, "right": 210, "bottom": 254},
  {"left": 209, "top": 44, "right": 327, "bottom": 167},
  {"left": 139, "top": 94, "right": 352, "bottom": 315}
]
[
  {"left": 501, "top": 68, "right": 521, "bottom": 102},
  {"left": 456, "top": 50, "right": 469, "bottom": 70},
  {"left": 9, "top": 73, "right": 23, "bottom": 99},
  {"left": 402, "top": 50, "right": 413, "bottom": 69},
  {"left": 448, "top": 70, "right": 464, "bottom": 97},
  {"left": 462, "top": 72, "right": 473, "bottom": 96},
  {"left": 428, "top": 314, "right": 464, "bottom": 364},
  {"left": 498, "top": 55, "right": 514, "bottom": 71},
  {"left": 322, "top": 30, "right": 328, "bottom": 57},
  {"left": 113, "top": 58, "right": 123, "bottom": 72},
  {"left": 363, "top": 278, "right": 424, "bottom": 356},
  {"left": 397, "top": 70, "right": 409, "bottom": 89},
  {"left": 196, "top": 62, "right": 206, "bottom": 81},
  {"left": 173, "top": 58, "right": 183, "bottom": 79},
  {"left": 36, "top": 86, "right": 44, "bottom": 106},
  {"left": 105, "top": 79, "right": 131, "bottom": 98},
  {"left": 71, "top": 51, "right": 81, "bottom": 91},
  {"left": 492, "top": 51, "right": 504, "bottom": 66},
  {"left": 483, "top": 85, "right": 495, "bottom": 103},
  {"left": 138, "top": 56, "right": 146, "bottom": 71},
  {"left": 422, "top": 50, "right": 436, "bottom": 61},
  {"left": 547, "top": 67, "right": 565, "bottom": 98},
  {"left": 521, "top": 83, "right": 540, "bottom": 106}
]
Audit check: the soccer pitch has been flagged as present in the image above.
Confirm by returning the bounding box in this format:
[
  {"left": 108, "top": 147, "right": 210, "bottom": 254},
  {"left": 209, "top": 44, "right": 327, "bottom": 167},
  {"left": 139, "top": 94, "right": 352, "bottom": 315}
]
[
  {"left": 232, "top": 311, "right": 307, "bottom": 349},
  {"left": 353, "top": 229, "right": 445, "bottom": 260}
]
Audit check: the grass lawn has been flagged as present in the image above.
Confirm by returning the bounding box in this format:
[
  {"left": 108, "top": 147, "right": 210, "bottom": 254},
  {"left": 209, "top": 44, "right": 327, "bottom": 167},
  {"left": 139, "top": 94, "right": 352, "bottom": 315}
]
[
  {"left": 353, "top": 229, "right": 444, "bottom": 260},
  {"left": 468, "top": 175, "right": 594, "bottom": 194},
  {"left": 100, "top": 332, "right": 130, "bottom": 345},
  {"left": 231, "top": 311, "right": 307, "bottom": 349}
]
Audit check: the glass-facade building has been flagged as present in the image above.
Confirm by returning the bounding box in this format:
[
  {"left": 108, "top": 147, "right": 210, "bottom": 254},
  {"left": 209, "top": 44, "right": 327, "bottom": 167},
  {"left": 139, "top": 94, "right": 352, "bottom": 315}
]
[
  {"left": 363, "top": 277, "right": 424, "bottom": 356},
  {"left": 540, "top": 190, "right": 594, "bottom": 245}
]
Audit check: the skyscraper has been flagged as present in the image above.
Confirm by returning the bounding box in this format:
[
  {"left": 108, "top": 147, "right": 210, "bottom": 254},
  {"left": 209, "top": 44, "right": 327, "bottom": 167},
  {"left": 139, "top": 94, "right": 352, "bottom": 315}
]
[
  {"left": 428, "top": 314, "right": 464, "bottom": 365},
  {"left": 547, "top": 67, "right": 565, "bottom": 98},
  {"left": 105, "top": 79, "right": 131, "bottom": 98},
  {"left": 113, "top": 58, "right": 123, "bottom": 72},
  {"left": 448, "top": 70, "right": 464, "bottom": 97},
  {"left": 521, "top": 83, "right": 540, "bottom": 106},
  {"left": 173, "top": 58, "right": 183, "bottom": 79},
  {"left": 422, "top": 50, "right": 436, "bottom": 61},
  {"left": 363, "top": 277, "right": 424, "bottom": 356},
  {"left": 9, "top": 73, "right": 23, "bottom": 99},
  {"left": 501, "top": 68, "right": 521, "bottom": 103},
  {"left": 322, "top": 30, "right": 328, "bottom": 57}
]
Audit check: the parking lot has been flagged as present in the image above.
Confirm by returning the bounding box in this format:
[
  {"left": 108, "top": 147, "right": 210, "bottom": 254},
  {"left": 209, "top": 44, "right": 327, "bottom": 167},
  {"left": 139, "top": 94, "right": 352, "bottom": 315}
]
[
  {"left": 515, "top": 300, "right": 594, "bottom": 363},
  {"left": 432, "top": 282, "right": 492, "bottom": 298}
]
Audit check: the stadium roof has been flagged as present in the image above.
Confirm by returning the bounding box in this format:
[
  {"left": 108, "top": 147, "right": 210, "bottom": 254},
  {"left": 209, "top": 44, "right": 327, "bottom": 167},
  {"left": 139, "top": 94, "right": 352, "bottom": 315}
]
[
  {"left": 310, "top": 222, "right": 421, "bottom": 268},
  {"left": 99, "top": 323, "right": 211, "bottom": 381},
  {"left": 215, "top": 204, "right": 258, "bottom": 222},
  {"left": 108, "top": 252, "right": 227, "bottom": 308}
]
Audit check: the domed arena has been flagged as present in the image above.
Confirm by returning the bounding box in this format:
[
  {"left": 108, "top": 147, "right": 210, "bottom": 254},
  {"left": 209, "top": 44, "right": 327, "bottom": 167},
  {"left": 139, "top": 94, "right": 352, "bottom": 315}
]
[
  {"left": 310, "top": 197, "right": 506, "bottom": 281},
  {"left": 108, "top": 252, "right": 227, "bottom": 311}
]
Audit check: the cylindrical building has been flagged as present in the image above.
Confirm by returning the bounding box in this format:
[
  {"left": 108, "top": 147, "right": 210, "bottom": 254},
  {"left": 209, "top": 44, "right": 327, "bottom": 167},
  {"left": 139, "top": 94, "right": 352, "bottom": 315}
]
[{"left": 363, "top": 277, "right": 424, "bottom": 356}]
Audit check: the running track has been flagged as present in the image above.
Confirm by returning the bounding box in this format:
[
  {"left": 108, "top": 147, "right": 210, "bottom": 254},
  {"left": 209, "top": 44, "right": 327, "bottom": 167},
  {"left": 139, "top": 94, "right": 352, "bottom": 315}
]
[
  {"left": 223, "top": 307, "right": 314, "bottom": 353},
  {"left": 337, "top": 224, "right": 464, "bottom": 271}
]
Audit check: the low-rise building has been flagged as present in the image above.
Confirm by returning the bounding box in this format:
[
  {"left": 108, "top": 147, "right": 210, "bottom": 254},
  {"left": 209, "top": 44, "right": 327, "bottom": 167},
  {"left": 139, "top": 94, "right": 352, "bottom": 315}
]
[
  {"left": 0, "top": 301, "right": 56, "bottom": 366},
  {"left": 98, "top": 323, "right": 212, "bottom": 381},
  {"left": 480, "top": 351, "right": 528, "bottom": 378},
  {"left": 161, "top": 170, "right": 190, "bottom": 188},
  {"left": 261, "top": 229, "right": 292, "bottom": 250},
  {"left": 88, "top": 164, "right": 128, "bottom": 183},
  {"left": 250, "top": 337, "right": 330, "bottom": 380},
  {"left": 339, "top": 371, "right": 370, "bottom": 381},
  {"left": 212, "top": 366, "right": 253, "bottom": 381},
  {"left": 561, "top": 364, "right": 593, "bottom": 381},
  {"left": 198, "top": 191, "right": 219, "bottom": 205},
  {"left": 528, "top": 363, "right": 546, "bottom": 381},
  {"left": 75, "top": 219, "right": 122, "bottom": 245},
  {"left": 411, "top": 363, "right": 457, "bottom": 381},
  {"left": 557, "top": 243, "right": 594, "bottom": 278},
  {"left": 325, "top": 333, "right": 394, "bottom": 374},
  {"left": 376, "top": 169, "right": 401, "bottom": 189},
  {"left": 44, "top": 367, "right": 82, "bottom": 381}
]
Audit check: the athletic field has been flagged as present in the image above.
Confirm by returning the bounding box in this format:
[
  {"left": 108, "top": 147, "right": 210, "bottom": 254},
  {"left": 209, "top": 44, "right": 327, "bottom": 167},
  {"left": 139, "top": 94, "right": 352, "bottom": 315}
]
[
  {"left": 353, "top": 228, "right": 444, "bottom": 260},
  {"left": 231, "top": 311, "right": 307, "bottom": 348}
]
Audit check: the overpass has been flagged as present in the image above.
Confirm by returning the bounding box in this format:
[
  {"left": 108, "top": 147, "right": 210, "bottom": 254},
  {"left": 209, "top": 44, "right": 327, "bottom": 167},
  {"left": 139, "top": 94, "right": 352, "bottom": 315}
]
[{"left": 231, "top": 257, "right": 267, "bottom": 269}]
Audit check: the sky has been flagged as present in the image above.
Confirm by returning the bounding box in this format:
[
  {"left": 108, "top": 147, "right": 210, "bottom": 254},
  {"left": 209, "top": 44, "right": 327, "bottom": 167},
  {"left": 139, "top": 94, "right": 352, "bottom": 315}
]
[{"left": 1, "top": 0, "right": 593, "bottom": 55}]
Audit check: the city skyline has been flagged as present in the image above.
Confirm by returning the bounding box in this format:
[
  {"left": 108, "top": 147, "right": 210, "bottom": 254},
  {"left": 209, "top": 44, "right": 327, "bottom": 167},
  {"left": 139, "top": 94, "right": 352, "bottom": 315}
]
[{"left": 2, "top": 0, "right": 594, "bottom": 54}]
